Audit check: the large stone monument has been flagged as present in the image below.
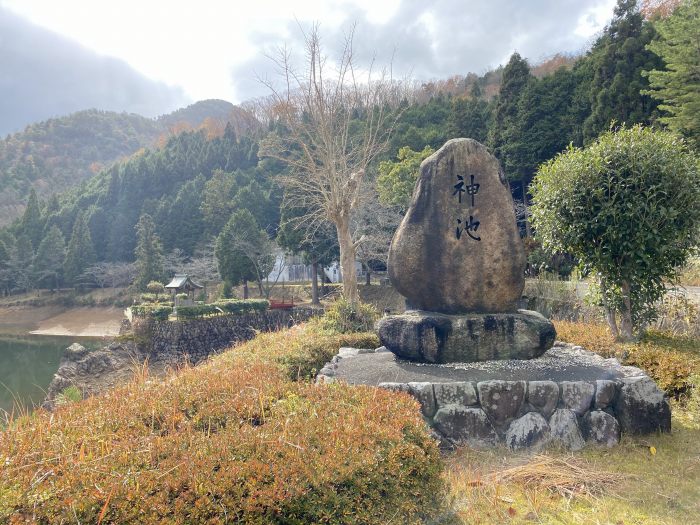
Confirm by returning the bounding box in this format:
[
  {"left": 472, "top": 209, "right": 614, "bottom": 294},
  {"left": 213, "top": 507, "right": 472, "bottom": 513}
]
[
  {"left": 377, "top": 138, "right": 555, "bottom": 363},
  {"left": 316, "top": 138, "right": 671, "bottom": 450}
]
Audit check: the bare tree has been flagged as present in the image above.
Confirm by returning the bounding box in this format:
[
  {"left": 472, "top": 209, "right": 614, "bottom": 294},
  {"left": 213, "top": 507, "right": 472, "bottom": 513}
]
[
  {"left": 353, "top": 178, "right": 403, "bottom": 284},
  {"left": 258, "top": 24, "right": 403, "bottom": 304},
  {"left": 81, "top": 262, "right": 137, "bottom": 289}
]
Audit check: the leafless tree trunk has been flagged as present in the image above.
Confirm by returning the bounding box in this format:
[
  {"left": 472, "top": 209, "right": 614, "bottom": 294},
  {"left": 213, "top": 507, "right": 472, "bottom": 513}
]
[
  {"left": 311, "top": 260, "right": 319, "bottom": 305},
  {"left": 258, "top": 24, "right": 403, "bottom": 305}
]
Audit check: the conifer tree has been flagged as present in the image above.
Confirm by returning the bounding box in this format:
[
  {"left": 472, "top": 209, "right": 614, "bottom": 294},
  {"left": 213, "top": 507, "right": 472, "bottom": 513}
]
[
  {"left": 11, "top": 235, "right": 35, "bottom": 292},
  {"left": 35, "top": 226, "right": 66, "bottom": 290},
  {"left": 644, "top": 0, "right": 700, "bottom": 148},
  {"left": 0, "top": 239, "right": 9, "bottom": 295},
  {"left": 583, "top": 0, "right": 662, "bottom": 141},
  {"left": 20, "top": 189, "right": 44, "bottom": 250},
  {"left": 134, "top": 214, "right": 164, "bottom": 291},
  {"left": 488, "top": 52, "right": 532, "bottom": 162},
  {"left": 64, "top": 213, "right": 96, "bottom": 286},
  {"left": 448, "top": 84, "right": 491, "bottom": 144},
  {"left": 215, "top": 210, "right": 271, "bottom": 299}
]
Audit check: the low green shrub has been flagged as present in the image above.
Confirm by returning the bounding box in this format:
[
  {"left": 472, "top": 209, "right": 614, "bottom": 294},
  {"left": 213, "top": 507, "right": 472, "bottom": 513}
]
[
  {"left": 0, "top": 326, "right": 441, "bottom": 524},
  {"left": 130, "top": 304, "right": 173, "bottom": 321},
  {"left": 55, "top": 385, "right": 82, "bottom": 405},
  {"left": 215, "top": 298, "right": 268, "bottom": 314},
  {"left": 321, "top": 297, "right": 379, "bottom": 333},
  {"left": 235, "top": 328, "right": 380, "bottom": 381},
  {"left": 176, "top": 299, "right": 269, "bottom": 319}
]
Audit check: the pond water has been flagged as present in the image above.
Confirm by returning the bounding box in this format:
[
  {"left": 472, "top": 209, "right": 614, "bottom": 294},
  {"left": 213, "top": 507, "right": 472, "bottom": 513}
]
[{"left": 0, "top": 335, "right": 101, "bottom": 415}]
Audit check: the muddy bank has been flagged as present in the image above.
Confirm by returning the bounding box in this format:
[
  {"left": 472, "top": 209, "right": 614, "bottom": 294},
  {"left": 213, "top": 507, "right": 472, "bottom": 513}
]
[
  {"left": 0, "top": 305, "right": 123, "bottom": 337},
  {"left": 29, "top": 307, "right": 123, "bottom": 337}
]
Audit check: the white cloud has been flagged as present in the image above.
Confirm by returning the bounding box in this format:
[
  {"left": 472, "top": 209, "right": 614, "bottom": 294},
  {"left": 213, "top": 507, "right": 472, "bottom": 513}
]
[{"left": 1, "top": 0, "right": 616, "bottom": 104}]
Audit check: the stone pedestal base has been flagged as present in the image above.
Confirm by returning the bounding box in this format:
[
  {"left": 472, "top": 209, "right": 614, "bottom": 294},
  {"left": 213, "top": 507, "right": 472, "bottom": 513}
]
[
  {"left": 377, "top": 309, "right": 556, "bottom": 363},
  {"left": 316, "top": 344, "right": 672, "bottom": 450}
]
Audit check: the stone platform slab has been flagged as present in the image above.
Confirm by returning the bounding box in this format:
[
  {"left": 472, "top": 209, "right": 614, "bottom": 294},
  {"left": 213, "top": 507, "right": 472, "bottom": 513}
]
[
  {"left": 376, "top": 309, "right": 555, "bottom": 363},
  {"left": 317, "top": 342, "right": 671, "bottom": 450}
]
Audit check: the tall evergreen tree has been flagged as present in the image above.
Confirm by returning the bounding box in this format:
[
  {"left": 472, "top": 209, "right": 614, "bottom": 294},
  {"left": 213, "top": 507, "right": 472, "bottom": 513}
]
[
  {"left": 644, "top": 0, "right": 700, "bottom": 148},
  {"left": 159, "top": 175, "right": 207, "bottom": 254},
  {"left": 215, "top": 210, "right": 269, "bottom": 298},
  {"left": 503, "top": 67, "right": 580, "bottom": 182},
  {"left": 0, "top": 239, "right": 11, "bottom": 295},
  {"left": 488, "top": 52, "right": 532, "bottom": 163},
  {"left": 230, "top": 180, "right": 279, "bottom": 236},
  {"left": 201, "top": 169, "right": 238, "bottom": 235},
  {"left": 134, "top": 214, "right": 164, "bottom": 291},
  {"left": 64, "top": 213, "right": 96, "bottom": 286},
  {"left": 35, "top": 226, "right": 66, "bottom": 290},
  {"left": 583, "top": 0, "right": 662, "bottom": 141},
  {"left": 12, "top": 234, "right": 36, "bottom": 292},
  {"left": 448, "top": 85, "right": 492, "bottom": 143},
  {"left": 20, "top": 189, "right": 44, "bottom": 250}
]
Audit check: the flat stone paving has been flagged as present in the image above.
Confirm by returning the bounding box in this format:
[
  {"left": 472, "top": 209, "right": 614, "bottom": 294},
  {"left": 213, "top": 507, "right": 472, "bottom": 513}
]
[{"left": 334, "top": 345, "right": 645, "bottom": 385}]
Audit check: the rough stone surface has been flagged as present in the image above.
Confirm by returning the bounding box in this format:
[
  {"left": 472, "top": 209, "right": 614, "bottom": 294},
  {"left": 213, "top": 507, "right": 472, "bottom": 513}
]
[
  {"left": 560, "top": 381, "right": 595, "bottom": 415},
  {"left": 377, "top": 309, "right": 555, "bottom": 363},
  {"left": 134, "top": 308, "right": 317, "bottom": 360},
  {"left": 332, "top": 345, "right": 645, "bottom": 384},
  {"left": 317, "top": 342, "right": 671, "bottom": 451},
  {"left": 433, "top": 406, "right": 499, "bottom": 447},
  {"left": 377, "top": 382, "right": 411, "bottom": 394},
  {"left": 434, "top": 382, "right": 478, "bottom": 408},
  {"left": 595, "top": 380, "right": 617, "bottom": 409},
  {"left": 388, "top": 138, "right": 526, "bottom": 314},
  {"left": 66, "top": 342, "right": 89, "bottom": 358},
  {"left": 582, "top": 410, "right": 620, "bottom": 447},
  {"left": 527, "top": 381, "right": 559, "bottom": 418},
  {"left": 477, "top": 380, "right": 525, "bottom": 429},
  {"left": 505, "top": 412, "right": 551, "bottom": 451},
  {"left": 615, "top": 376, "right": 671, "bottom": 434},
  {"left": 408, "top": 382, "right": 437, "bottom": 418},
  {"left": 549, "top": 409, "right": 585, "bottom": 450}
]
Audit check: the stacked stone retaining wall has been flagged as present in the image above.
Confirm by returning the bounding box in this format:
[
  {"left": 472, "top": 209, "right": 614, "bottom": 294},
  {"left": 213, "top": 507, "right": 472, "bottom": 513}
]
[
  {"left": 45, "top": 308, "right": 318, "bottom": 408},
  {"left": 133, "top": 308, "right": 318, "bottom": 363},
  {"left": 317, "top": 343, "right": 671, "bottom": 451}
]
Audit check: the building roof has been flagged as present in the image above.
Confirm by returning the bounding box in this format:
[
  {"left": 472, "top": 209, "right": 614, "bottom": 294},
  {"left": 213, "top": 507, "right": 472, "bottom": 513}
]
[{"left": 165, "top": 274, "right": 203, "bottom": 290}]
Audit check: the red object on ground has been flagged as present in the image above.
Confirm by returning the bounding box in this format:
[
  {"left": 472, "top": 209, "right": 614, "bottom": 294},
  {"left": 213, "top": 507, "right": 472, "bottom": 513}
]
[{"left": 269, "top": 299, "right": 295, "bottom": 310}]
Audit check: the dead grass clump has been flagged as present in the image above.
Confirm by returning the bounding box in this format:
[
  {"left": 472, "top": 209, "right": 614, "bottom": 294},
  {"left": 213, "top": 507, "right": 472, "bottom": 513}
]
[{"left": 489, "top": 454, "right": 626, "bottom": 498}]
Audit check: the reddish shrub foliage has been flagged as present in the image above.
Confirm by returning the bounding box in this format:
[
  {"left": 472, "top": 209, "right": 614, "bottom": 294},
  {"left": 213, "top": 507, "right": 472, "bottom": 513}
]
[{"left": 0, "top": 326, "right": 442, "bottom": 524}]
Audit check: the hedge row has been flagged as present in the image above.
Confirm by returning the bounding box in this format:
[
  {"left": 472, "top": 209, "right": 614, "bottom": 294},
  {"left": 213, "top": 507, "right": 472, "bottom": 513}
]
[
  {"left": 130, "top": 304, "right": 173, "bottom": 321},
  {"left": 131, "top": 299, "right": 269, "bottom": 321},
  {"left": 176, "top": 299, "right": 269, "bottom": 319},
  {"left": 0, "top": 325, "right": 442, "bottom": 523}
]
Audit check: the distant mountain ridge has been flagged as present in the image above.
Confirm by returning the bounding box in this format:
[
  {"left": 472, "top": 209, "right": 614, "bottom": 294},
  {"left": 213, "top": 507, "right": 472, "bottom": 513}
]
[{"left": 0, "top": 99, "right": 258, "bottom": 226}]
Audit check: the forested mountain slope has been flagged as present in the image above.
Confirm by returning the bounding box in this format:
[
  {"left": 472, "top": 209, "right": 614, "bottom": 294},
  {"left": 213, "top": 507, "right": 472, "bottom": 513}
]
[{"left": 0, "top": 100, "right": 256, "bottom": 226}]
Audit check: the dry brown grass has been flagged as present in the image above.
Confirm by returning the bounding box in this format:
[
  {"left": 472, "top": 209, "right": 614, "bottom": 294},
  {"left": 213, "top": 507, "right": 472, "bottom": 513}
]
[
  {"left": 0, "top": 324, "right": 440, "bottom": 524},
  {"left": 443, "top": 326, "right": 700, "bottom": 525},
  {"left": 488, "top": 455, "right": 626, "bottom": 498}
]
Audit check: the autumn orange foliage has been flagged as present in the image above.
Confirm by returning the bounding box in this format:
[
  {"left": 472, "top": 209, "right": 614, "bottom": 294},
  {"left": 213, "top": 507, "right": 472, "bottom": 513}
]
[{"left": 0, "top": 327, "right": 442, "bottom": 524}]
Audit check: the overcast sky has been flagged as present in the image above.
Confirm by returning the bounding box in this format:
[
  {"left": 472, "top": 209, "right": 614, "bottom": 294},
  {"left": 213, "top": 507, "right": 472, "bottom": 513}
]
[{"left": 0, "top": 0, "right": 616, "bottom": 134}]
